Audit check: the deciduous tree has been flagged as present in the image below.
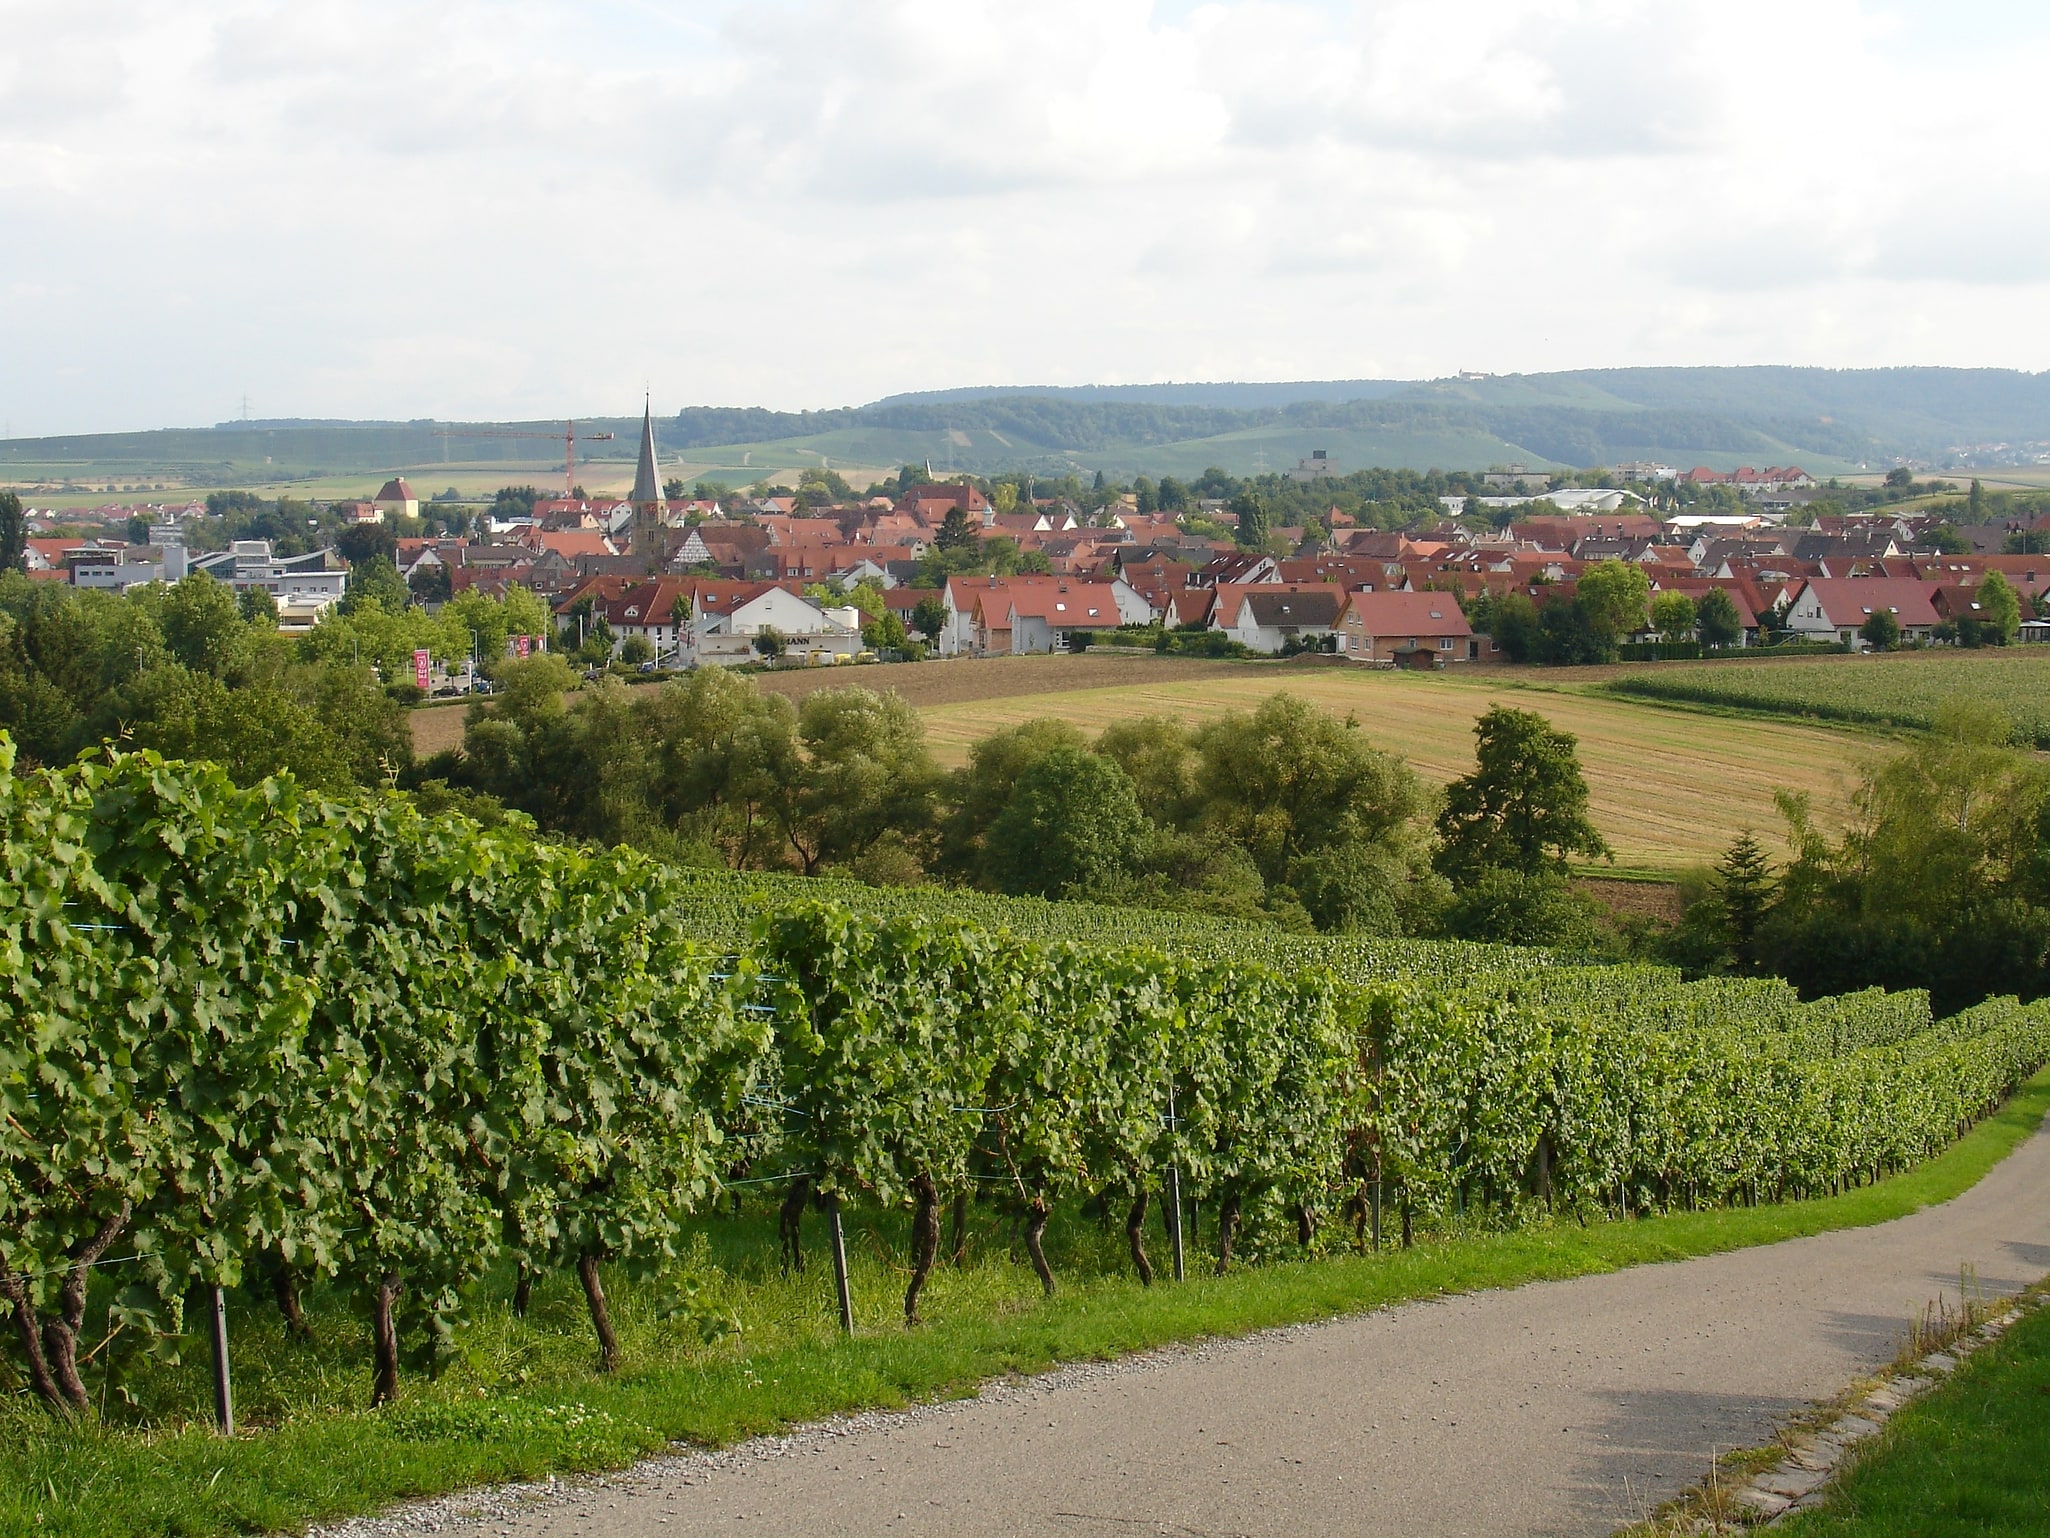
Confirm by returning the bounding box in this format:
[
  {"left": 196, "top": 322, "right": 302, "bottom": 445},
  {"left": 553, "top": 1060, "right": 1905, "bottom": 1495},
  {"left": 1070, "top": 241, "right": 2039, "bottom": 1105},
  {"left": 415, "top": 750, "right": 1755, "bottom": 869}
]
[{"left": 1435, "top": 705, "right": 1611, "bottom": 879}]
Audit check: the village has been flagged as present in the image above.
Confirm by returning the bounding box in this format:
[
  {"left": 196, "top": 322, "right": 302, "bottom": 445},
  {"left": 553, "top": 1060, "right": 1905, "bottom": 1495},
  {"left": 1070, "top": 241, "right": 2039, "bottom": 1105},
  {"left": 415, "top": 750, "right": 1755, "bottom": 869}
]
[{"left": 14, "top": 404, "right": 2050, "bottom": 675}]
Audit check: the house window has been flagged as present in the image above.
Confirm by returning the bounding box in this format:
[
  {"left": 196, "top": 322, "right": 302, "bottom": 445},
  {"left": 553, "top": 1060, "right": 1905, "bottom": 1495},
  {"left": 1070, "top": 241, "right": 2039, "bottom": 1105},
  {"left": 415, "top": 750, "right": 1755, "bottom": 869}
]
[{"left": 1438, "top": 637, "right": 1453, "bottom": 650}]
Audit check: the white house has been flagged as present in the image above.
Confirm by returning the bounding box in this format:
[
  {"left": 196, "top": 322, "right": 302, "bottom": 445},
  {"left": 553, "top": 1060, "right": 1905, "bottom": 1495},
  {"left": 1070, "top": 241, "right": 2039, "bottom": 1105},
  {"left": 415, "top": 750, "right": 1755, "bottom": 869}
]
[
  {"left": 1782, "top": 578, "right": 1940, "bottom": 649},
  {"left": 693, "top": 584, "right": 862, "bottom": 666},
  {"left": 1209, "top": 583, "right": 1346, "bottom": 654}
]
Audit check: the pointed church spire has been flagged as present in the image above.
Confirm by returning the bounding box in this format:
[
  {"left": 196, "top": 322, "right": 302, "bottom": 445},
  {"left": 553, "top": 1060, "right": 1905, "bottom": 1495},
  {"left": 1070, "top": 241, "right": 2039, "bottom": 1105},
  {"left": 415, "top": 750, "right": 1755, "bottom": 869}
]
[{"left": 630, "top": 395, "right": 666, "bottom": 510}]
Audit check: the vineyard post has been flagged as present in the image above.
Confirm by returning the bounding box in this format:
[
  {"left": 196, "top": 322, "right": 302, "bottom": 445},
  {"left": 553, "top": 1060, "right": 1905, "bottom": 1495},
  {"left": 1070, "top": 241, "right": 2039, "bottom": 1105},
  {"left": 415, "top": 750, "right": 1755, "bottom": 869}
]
[
  {"left": 1370, "top": 1170, "right": 1383, "bottom": 1253},
  {"left": 1165, "top": 1164, "right": 1186, "bottom": 1283},
  {"left": 826, "top": 1194, "right": 855, "bottom": 1334},
  {"left": 1165, "top": 1083, "right": 1186, "bottom": 1283},
  {"left": 208, "top": 1284, "right": 234, "bottom": 1436}
]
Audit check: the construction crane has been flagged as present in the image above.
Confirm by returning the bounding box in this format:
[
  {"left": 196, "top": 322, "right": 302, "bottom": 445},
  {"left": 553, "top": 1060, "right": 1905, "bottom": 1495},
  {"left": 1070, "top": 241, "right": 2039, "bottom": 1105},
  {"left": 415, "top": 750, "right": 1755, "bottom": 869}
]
[{"left": 433, "top": 420, "right": 617, "bottom": 498}]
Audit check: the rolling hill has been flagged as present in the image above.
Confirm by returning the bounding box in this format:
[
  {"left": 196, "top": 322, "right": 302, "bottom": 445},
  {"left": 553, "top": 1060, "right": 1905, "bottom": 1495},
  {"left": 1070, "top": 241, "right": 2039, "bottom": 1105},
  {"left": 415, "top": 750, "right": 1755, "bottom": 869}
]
[{"left": 7, "top": 367, "right": 2048, "bottom": 493}]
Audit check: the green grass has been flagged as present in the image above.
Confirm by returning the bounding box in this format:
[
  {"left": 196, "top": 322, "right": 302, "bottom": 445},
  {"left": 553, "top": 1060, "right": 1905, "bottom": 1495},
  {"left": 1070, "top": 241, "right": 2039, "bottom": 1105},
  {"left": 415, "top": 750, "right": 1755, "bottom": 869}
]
[
  {"left": 1602, "top": 650, "right": 2050, "bottom": 748},
  {"left": 8, "top": 1068, "right": 2048, "bottom": 1538},
  {"left": 1780, "top": 1289, "right": 2050, "bottom": 1536}
]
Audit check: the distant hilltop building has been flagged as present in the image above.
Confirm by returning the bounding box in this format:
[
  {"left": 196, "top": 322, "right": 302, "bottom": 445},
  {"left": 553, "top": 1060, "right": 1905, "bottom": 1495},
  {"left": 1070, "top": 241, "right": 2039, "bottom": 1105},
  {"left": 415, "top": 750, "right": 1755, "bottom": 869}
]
[
  {"left": 1683, "top": 466, "right": 1816, "bottom": 492},
  {"left": 1291, "top": 449, "right": 1337, "bottom": 482},
  {"left": 372, "top": 476, "right": 419, "bottom": 521}
]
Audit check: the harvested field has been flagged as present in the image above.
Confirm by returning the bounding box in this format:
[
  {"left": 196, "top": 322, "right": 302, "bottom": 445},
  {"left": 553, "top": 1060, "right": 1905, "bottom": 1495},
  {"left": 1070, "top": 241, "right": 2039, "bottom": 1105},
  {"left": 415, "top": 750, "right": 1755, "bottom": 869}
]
[
  {"left": 751, "top": 651, "right": 1255, "bottom": 708},
  {"left": 1579, "top": 875, "right": 1687, "bottom": 924},
  {"left": 410, "top": 701, "right": 471, "bottom": 758},
  {"left": 407, "top": 654, "right": 1873, "bottom": 873},
  {"left": 912, "top": 664, "right": 1864, "bottom": 873}
]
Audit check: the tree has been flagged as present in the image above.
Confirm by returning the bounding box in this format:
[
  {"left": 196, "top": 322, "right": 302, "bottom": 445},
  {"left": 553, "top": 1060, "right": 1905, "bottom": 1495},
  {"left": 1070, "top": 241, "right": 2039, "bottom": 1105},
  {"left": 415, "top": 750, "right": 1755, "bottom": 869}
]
[
  {"left": 935, "top": 507, "right": 978, "bottom": 553},
  {"left": 1095, "top": 715, "right": 1199, "bottom": 829},
  {"left": 1976, "top": 570, "right": 2022, "bottom": 644},
  {"left": 2003, "top": 527, "right": 2050, "bottom": 556},
  {"left": 1230, "top": 489, "right": 1268, "bottom": 551},
  {"left": 335, "top": 522, "right": 399, "bottom": 567},
  {"left": 941, "top": 717, "right": 1089, "bottom": 874},
  {"left": 1435, "top": 705, "right": 1612, "bottom": 880},
  {"left": 862, "top": 610, "right": 908, "bottom": 651},
  {"left": 1715, "top": 831, "right": 1775, "bottom": 969},
  {"left": 1439, "top": 868, "right": 1606, "bottom": 949},
  {"left": 1193, "top": 693, "right": 1431, "bottom": 895},
  {"left": 238, "top": 586, "right": 279, "bottom": 626},
  {"left": 1695, "top": 587, "right": 1743, "bottom": 649},
  {"left": 1486, "top": 590, "right": 1542, "bottom": 662},
  {"left": 752, "top": 626, "right": 786, "bottom": 661},
  {"left": 910, "top": 596, "right": 948, "bottom": 643},
  {"left": 1859, "top": 607, "right": 1900, "bottom": 651},
  {"left": 159, "top": 573, "right": 246, "bottom": 676},
  {"left": 1969, "top": 478, "right": 1986, "bottom": 522},
  {"left": 984, "top": 748, "right": 1148, "bottom": 898},
  {"left": 772, "top": 687, "right": 940, "bottom": 875},
  {"left": 1575, "top": 560, "right": 1652, "bottom": 648},
  {"left": 619, "top": 634, "right": 654, "bottom": 665},
  {"left": 1649, "top": 589, "right": 1697, "bottom": 642},
  {"left": 1755, "top": 702, "right": 2050, "bottom": 1011},
  {"left": 341, "top": 555, "right": 411, "bottom": 615},
  {"left": 1536, "top": 595, "right": 1608, "bottom": 665},
  {"left": 0, "top": 491, "right": 24, "bottom": 574}
]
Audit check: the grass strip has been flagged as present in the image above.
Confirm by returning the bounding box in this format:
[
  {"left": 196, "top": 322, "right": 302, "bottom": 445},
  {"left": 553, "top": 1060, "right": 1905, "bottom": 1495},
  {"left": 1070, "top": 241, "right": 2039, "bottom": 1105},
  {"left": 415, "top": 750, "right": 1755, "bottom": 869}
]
[
  {"left": 9, "top": 1067, "right": 2048, "bottom": 1538},
  {"left": 1779, "top": 1287, "right": 2050, "bottom": 1536}
]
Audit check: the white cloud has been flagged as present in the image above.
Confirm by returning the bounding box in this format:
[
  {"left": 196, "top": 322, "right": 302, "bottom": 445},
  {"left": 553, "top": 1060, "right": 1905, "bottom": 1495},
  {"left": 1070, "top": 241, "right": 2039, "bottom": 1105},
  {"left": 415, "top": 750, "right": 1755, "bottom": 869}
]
[{"left": 0, "top": 0, "right": 2046, "bottom": 435}]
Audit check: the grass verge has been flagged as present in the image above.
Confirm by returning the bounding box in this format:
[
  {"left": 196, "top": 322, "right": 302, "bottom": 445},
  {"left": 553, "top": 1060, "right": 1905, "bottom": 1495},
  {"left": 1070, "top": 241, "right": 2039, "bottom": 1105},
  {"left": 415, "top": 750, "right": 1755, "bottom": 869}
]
[
  {"left": 1779, "top": 1286, "right": 2050, "bottom": 1536},
  {"left": 8, "top": 1067, "right": 2048, "bottom": 1538}
]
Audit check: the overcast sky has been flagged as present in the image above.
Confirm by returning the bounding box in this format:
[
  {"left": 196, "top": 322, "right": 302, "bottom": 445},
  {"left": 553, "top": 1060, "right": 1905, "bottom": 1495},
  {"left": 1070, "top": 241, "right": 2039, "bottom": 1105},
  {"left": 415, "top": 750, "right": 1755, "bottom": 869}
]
[{"left": 5, "top": 0, "right": 2048, "bottom": 435}]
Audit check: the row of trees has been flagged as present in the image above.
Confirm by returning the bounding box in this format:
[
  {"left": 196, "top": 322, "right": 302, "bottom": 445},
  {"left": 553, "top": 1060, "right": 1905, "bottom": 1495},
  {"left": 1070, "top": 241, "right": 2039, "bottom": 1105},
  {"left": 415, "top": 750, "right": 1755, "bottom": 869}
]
[
  {"left": 0, "top": 568, "right": 545, "bottom": 790},
  {"left": 1668, "top": 702, "right": 2050, "bottom": 1014},
  {"left": 440, "top": 664, "right": 1611, "bottom": 946}
]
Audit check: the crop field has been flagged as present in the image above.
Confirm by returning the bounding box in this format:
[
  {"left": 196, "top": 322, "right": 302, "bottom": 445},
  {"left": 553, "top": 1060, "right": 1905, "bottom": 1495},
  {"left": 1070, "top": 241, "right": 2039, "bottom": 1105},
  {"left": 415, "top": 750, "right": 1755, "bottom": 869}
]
[
  {"left": 411, "top": 654, "right": 1900, "bottom": 871},
  {"left": 911, "top": 661, "right": 1863, "bottom": 871},
  {"left": 412, "top": 656, "right": 1869, "bottom": 872},
  {"left": 1603, "top": 649, "right": 2050, "bottom": 748}
]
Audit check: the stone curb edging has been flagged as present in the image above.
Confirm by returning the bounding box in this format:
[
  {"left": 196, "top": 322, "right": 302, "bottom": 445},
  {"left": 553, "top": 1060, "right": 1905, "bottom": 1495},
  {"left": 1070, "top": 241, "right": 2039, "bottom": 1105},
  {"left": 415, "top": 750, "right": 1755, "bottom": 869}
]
[{"left": 1647, "top": 1293, "right": 2037, "bottom": 1533}]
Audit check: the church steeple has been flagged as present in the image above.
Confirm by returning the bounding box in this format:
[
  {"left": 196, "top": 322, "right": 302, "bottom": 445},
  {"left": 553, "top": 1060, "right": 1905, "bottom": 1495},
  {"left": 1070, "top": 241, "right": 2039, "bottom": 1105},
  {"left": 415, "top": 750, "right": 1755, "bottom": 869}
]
[
  {"left": 630, "top": 395, "right": 666, "bottom": 511},
  {"left": 629, "top": 396, "right": 668, "bottom": 571}
]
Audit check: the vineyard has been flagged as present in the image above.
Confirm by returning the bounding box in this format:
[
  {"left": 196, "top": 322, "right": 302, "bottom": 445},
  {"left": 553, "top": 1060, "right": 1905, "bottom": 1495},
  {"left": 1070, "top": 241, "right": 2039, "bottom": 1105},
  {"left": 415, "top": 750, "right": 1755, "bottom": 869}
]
[
  {"left": 4, "top": 739, "right": 2050, "bottom": 1435},
  {"left": 1602, "top": 651, "right": 2050, "bottom": 746}
]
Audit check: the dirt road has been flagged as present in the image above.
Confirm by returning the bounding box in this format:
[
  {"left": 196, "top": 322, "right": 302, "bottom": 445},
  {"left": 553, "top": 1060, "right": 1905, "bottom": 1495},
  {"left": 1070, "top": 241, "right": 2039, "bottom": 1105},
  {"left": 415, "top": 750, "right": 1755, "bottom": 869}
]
[{"left": 400, "top": 1122, "right": 2050, "bottom": 1538}]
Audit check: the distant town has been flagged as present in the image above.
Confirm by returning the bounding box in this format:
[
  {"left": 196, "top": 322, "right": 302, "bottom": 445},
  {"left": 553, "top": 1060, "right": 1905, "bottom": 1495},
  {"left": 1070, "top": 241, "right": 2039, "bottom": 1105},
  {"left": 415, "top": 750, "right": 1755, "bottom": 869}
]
[{"left": 10, "top": 403, "right": 2049, "bottom": 688}]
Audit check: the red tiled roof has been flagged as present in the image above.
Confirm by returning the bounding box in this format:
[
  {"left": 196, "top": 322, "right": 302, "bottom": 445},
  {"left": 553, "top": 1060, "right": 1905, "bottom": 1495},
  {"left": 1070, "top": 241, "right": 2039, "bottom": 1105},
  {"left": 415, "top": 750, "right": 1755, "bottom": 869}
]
[{"left": 1335, "top": 590, "right": 1473, "bottom": 639}]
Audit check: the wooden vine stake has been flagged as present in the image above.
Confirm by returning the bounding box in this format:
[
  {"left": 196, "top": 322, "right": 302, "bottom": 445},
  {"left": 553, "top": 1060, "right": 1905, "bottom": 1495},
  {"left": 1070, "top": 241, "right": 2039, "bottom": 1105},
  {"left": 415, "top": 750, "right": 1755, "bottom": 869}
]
[
  {"left": 826, "top": 1194, "right": 855, "bottom": 1334},
  {"left": 208, "top": 1284, "right": 234, "bottom": 1436}
]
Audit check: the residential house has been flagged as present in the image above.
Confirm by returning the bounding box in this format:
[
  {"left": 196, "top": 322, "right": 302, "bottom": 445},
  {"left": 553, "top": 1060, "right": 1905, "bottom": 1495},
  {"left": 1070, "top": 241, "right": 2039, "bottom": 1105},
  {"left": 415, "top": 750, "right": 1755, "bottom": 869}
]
[
  {"left": 1196, "top": 551, "right": 1280, "bottom": 587},
  {"left": 970, "top": 580, "right": 1140, "bottom": 655},
  {"left": 1333, "top": 590, "right": 1477, "bottom": 666},
  {"left": 691, "top": 582, "right": 861, "bottom": 666},
  {"left": 1210, "top": 583, "right": 1346, "bottom": 654},
  {"left": 1782, "top": 578, "right": 1939, "bottom": 648}
]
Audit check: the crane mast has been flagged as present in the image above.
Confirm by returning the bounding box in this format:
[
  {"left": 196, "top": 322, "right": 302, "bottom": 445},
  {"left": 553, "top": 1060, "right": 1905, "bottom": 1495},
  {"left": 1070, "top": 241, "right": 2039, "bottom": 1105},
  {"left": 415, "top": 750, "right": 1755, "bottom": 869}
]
[{"left": 432, "top": 420, "right": 617, "bottom": 498}]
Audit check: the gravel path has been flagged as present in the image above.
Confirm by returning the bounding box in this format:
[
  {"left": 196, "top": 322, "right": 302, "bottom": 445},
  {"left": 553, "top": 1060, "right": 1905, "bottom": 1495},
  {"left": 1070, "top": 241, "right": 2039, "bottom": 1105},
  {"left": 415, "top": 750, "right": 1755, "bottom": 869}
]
[{"left": 320, "top": 1122, "right": 2050, "bottom": 1538}]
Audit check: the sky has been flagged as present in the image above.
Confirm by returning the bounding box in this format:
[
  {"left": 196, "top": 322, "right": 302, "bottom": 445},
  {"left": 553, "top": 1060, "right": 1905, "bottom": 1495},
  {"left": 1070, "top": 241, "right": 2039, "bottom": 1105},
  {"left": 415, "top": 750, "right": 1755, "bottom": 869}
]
[{"left": 4, "top": 0, "right": 2049, "bottom": 435}]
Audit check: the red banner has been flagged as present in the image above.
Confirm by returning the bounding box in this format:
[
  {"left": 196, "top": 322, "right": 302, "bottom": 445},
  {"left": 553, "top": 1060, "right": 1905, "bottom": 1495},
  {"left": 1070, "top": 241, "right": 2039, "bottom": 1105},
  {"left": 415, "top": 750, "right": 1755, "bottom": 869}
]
[
  {"left": 413, "top": 649, "right": 431, "bottom": 691},
  {"left": 514, "top": 634, "right": 532, "bottom": 658}
]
